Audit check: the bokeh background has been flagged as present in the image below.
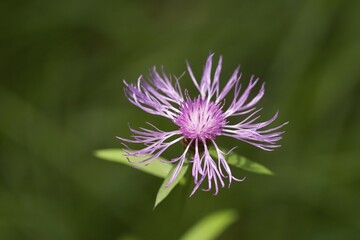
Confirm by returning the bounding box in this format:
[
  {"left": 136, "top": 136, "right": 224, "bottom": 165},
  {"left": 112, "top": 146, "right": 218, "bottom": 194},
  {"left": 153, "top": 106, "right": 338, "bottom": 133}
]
[{"left": 1, "top": 0, "right": 360, "bottom": 239}]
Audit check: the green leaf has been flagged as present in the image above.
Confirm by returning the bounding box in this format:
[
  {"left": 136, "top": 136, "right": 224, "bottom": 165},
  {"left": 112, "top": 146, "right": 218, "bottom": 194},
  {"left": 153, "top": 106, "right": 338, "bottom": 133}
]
[
  {"left": 209, "top": 147, "right": 274, "bottom": 175},
  {"left": 116, "top": 235, "right": 140, "bottom": 240},
  {"left": 94, "top": 149, "right": 172, "bottom": 178},
  {"left": 154, "top": 164, "right": 189, "bottom": 208},
  {"left": 227, "top": 154, "right": 274, "bottom": 175},
  {"left": 179, "top": 209, "right": 238, "bottom": 240}
]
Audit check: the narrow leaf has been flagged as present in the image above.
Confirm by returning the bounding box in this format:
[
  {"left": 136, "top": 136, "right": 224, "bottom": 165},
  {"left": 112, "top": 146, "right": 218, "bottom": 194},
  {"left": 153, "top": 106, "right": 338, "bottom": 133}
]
[
  {"left": 209, "top": 147, "right": 274, "bottom": 175},
  {"left": 95, "top": 149, "right": 172, "bottom": 178},
  {"left": 116, "top": 235, "right": 140, "bottom": 240},
  {"left": 227, "top": 153, "right": 274, "bottom": 175},
  {"left": 180, "top": 209, "right": 238, "bottom": 240},
  {"left": 154, "top": 164, "right": 189, "bottom": 208}
]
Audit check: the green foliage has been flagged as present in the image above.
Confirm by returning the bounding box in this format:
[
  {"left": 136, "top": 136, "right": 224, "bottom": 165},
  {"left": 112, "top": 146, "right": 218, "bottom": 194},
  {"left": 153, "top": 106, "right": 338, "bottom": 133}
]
[
  {"left": 116, "top": 235, "right": 140, "bottom": 240},
  {"left": 227, "top": 154, "right": 274, "bottom": 175},
  {"left": 209, "top": 147, "right": 274, "bottom": 175},
  {"left": 1, "top": 0, "right": 360, "bottom": 239},
  {"left": 179, "top": 209, "right": 238, "bottom": 240},
  {"left": 95, "top": 149, "right": 172, "bottom": 178},
  {"left": 95, "top": 147, "right": 272, "bottom": 208},
  {"left": 96, "top": 149, "right": 188, "bottom": 207},
  {"left": 154, "top": 164, "right": 189, "bottom": 208}
]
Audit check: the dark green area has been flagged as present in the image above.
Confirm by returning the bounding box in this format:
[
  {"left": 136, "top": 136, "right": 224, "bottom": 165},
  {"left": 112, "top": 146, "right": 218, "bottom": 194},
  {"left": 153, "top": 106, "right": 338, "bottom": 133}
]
[{"left": 1, "top": 0, "right": 360, "bottom": 239}]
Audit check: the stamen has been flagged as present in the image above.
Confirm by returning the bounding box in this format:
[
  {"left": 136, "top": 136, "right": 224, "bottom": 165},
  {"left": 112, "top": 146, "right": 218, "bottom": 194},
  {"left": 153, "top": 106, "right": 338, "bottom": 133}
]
[{"left": 174, "top": 98, "right": 227, "bottom": 140}]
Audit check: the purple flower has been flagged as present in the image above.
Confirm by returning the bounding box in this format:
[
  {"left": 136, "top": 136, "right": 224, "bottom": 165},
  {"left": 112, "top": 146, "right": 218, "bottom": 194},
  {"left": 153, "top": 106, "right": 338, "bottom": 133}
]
[{"left": 118, "top": 53, "right": 287, "bottom": 196}]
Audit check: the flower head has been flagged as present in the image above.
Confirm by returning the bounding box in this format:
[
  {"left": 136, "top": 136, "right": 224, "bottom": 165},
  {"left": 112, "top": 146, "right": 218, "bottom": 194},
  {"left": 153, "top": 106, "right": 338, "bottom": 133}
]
[
  {"left": 118, "top": 53, "right": 287, "bottom": 195},
  {"left": 174, "top": 97, "right": 227, "bottom": 140}
]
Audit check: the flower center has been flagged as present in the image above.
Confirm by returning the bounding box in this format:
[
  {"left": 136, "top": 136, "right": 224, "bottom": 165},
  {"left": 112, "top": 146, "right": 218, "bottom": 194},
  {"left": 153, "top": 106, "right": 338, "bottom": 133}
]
[{"left": 174, "top": 98, "right": 227, "bottom": 140}]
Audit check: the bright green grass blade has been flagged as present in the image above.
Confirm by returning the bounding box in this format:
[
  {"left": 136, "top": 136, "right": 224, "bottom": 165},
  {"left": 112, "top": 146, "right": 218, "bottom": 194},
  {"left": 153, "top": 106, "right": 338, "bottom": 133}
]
[
  {"left": 154, "top": 164, "right": 189, "bottom": 208},
  {"left": 95, "top": 149, "right": 172, "bottom": 178},
  {"left": 209, "top": 147, "right": 274, "bottom": 175},
  {"left": 180, "top": 209, "right": 238, "bottom": 240},
  {"left": 227, "top": 153, "right": 274, "bottom": 175}
]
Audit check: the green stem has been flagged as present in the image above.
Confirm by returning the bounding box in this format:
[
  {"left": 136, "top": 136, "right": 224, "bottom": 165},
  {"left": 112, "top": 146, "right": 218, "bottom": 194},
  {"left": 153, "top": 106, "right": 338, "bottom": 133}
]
[{"left": 177, "top": 162, "right": 192, "bottom": 235}]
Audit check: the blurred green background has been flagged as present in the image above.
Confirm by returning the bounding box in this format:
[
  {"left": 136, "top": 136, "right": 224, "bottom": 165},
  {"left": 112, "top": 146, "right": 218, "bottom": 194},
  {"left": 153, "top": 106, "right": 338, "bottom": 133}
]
[{"left": 1, "top": 0, "right": 360, "bottom": 239}]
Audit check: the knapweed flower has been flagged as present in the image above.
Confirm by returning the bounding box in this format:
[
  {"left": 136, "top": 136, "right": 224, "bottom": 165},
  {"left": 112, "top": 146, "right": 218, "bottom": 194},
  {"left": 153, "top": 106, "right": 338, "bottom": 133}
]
[{"left": 119, "top": 54, "right": 287, "bottom": 196}]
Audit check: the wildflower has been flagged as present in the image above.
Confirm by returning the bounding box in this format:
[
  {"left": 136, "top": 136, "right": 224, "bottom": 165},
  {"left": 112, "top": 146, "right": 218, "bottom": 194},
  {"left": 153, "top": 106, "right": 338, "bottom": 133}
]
[{"left": 118, "top": 54, "right": 287, "bottom": 195}]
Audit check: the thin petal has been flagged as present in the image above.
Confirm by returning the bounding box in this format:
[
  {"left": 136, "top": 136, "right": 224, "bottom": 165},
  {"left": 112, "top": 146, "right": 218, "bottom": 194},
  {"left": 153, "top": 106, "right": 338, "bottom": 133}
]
[
  {"left": 223, "top": 111, "right": 287, "bottom": 151},
  {"left": 166, "top": 139, "right": 193, "bottom": 186},
  {"left": 200, "top": 53, "right": 214, "bottom": 99},
  {"left": 216, "top": 66, "right": 241, "bottom": 103},
  {"left": 118, "top": 124, "right": 183, "bottom": 165},
  {"left": 124, "top": 67, "right": 184, "bottom": 119}
]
